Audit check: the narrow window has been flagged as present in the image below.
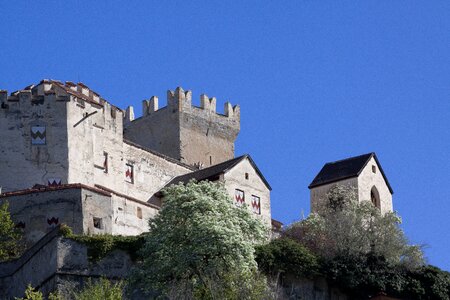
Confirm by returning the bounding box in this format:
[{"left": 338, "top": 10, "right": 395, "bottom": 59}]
[
  {"left": 125, "top": 163, "right": 134, "bottom": 183},
  {"left": 93, "top": 217, "right": 103, "bottom": 229},
  {"left": 371, "top": 186, "right": 380, "bottom": 209},
  {"left": 137, "top": 207, "right": 143, "bottom": 219},
  {"left": 235, "top": 189, "right": 245, "bottom": 207},
  {"left": 251, "top": 195, "right": 261, "bottom": 215},
  {"left": 31, "top": 126, "right": 46, "bottom": 145},
  {"left": 245, "top": 173, "right": 249, "bottom": 180},
  {"left": 103, "top": 152, "right": 108, "bottom": 173},
  {"left": 372, "top": 165, "right": 377, "bottom": 173},
  {"left": 209, "top": 156, "right": 212, "bottom": 166}
]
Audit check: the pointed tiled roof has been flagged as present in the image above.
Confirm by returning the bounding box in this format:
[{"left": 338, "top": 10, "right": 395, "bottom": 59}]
[
  {"left": 308, "top": 152, "right": 393, "bottom": 194},
  {"left": 163, "top": 154, "right": 272, "bottom": 190}
]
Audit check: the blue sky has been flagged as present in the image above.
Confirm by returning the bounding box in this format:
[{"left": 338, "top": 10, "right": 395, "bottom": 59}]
[{"left": 1, "top": 1, "right": 449, "bottom": 270}]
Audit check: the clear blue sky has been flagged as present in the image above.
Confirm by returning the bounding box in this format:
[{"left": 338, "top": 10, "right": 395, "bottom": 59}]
[{"left": 1, "top": 1, "right": 449, "bottom": 270}]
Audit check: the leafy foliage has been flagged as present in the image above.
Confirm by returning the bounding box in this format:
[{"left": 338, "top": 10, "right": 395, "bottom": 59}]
[
  {"left": 15, "top": 285, "right": 43, "bottom": 300},
  {"left": 284, "top": 185, "right": 424, "bottom": 268},
  {"left": 60, "top": 224, "right": 145, "bottom": 261},
  {"left": 131, "top": 180, "right": 269, "bottom": 299},
  {"left": 72, "top": 278, "right": 124, "bottom": 300},
  {"left": 0, "top": 202, "right": 23, "bottom": 261},
  {"left": 255, "top": 238, "right": 319, "bottom": 279}
]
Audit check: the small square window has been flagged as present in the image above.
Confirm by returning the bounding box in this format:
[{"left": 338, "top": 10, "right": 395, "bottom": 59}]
[
  {"left": 372, "top": 165, "right": 377, "bottom": 173},
  {"left": 93, "top": 217, "right": 103, "bottom": 229},
  {"left": 125, "top": 163, "right": 134, "bottom": 183}
]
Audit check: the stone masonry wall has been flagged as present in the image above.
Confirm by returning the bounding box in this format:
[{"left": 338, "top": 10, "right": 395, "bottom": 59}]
[
  {"left": 124, "top": 87, "right": 240, "bottom": 167},
  {"left": 0, "top": 186, "right": 159, "bottom": 244},
  {"left": 0, "top": 89, "right": 69, "bottom": 192},
  {"left": 310, "top": 177, "right": 358, "bottom": 213},
  {"left": 0, "top": 228, "right": 134, "bottom": 299},
  {"left": 64, "top": 89, "right": 192, "bottom": 201},
  {"left": 223, "top": 158, "right": 271, "bottom": 228},
  {"left": 357, "top": 156, "right": 393, "bottom": 214}
]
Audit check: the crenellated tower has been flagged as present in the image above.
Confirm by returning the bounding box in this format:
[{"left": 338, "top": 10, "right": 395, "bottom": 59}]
[{"left": 124, "top": 87, "right": 240, "bottom": 167}]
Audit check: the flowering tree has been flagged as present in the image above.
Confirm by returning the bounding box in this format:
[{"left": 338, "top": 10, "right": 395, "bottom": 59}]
[
  {"left": 284, "top": 185, "right": 424, "bottom": 268},
  {"left": 132, "top": 180, "right": 269, "bottom": 299}
]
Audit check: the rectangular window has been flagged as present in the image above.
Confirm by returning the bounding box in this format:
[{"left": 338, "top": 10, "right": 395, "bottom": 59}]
[
  {"left": 235, "top": 189, "right": 245, "bottom": 207},
  {"left": 125, "top": 163, "right": 134, "bottom": 183},
  {"left": 137, "top": 207, "right": 143, "bottom": 219},
  {"left": 31, "top": 126, "right": 46, "bottom": 145},
  {"left": 103, "top": 152, "right": 108, "bottom": 173},
  {"left": 251, "top": 195, "right": 261, "bottom": 215},
  {"left": 93, "top": 217, "right": 103, "bottom": 229}
]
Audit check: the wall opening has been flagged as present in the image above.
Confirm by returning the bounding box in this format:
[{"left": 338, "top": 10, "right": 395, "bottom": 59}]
[
  {"left": 245, "top": 173, "right": 249, "bottom": 180},
  {"left": 137, "top": 207, "right": 143, "bottom": 219},
  {"left": 93, "top": 217, "right": 103, "bottom": 229},
  {"left": 370, "top": 186, "right": 380, "bottom": 209},
  {"left": 103, "top": 152, "right": 108, "bottom": 173}
]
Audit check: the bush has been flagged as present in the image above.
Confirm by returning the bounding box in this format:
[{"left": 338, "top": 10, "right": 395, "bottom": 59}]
[{"left": 255, "top": 238, "right": 319, "bottom": 279}]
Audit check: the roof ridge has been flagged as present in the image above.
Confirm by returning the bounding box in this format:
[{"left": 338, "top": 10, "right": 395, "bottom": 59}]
[{"left": 325, "top": 152, "right": 374, "bottom": 165}]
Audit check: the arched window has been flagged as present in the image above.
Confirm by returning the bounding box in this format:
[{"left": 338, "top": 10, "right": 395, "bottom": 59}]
[{"left": 371, "top": 186, "right": 380, "bottom": 209}]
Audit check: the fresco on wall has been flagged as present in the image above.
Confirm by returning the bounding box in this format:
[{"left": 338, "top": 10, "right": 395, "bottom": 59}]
[{"left": 235, "top": 189, "right": 245, "bottom": 207}]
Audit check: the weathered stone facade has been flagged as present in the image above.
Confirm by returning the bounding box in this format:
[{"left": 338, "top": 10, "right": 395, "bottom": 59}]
[
  {"left": 124, "top": 87, "right": 240, "bottom": 167},
  {"left": 309, "top": 153, "right": 393, "bottom": 214},
  {"left": 0, "top": 80, "right": 272, "bottom": 242}
]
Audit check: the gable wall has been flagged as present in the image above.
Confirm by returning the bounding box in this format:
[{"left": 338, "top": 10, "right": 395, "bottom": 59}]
[
  {"left": 223, "top": 158, "right": 271, "bottom": 227},
  {"left": 357, "top": 156, "right": 393, "bottom": 214},
  {"left": 310, "top": 177, "right": 358, "bottom": 213}
]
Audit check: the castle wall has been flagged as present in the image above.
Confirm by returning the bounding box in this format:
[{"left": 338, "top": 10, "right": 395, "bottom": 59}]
[
  {"left": 357, "top": 156, "right": 393, "bottom": 214},
  {"left": 124, "top": 88, "right": 240, "bottom": 167},
  {"left": 0, "top": 90, "right": 69, "bottom": 192},
  {"left": 124, "top": 107, "right": 181, "bottom": 161},
  {"left": 223, "top": 158, "right": 271, "bottom": 227},
  {"left": 64, "top": 93, "right": 192, "bottom": 202},
  {"left": 0, "top": 188, "right": 84, "bottom": 244},
  {"left": 309, "top": 177, "right": 358, "bottom": 213},
  {"left": 179, "top": 107, "right": 239, "bottom": 167},
  {"left": 0, "top": 228, "right": 134, "bottom": 299},
  {"left": 0, "top": 185, "right": 160, "bottom": 244}
]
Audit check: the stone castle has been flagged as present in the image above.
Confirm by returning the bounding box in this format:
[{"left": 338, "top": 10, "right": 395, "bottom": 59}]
[{"left": 0, "top": 79, "right": 393, "bottom": 298}]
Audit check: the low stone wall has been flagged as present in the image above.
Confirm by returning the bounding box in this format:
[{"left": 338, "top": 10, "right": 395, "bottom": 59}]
[
  {"left": 0, "top": 226, "right": 133, "bottom": 299},
  {"left": 281, "top": 276, "right": 348, "bottom": 300}
]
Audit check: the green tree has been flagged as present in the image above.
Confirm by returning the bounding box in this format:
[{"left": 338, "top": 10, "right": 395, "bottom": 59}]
[
  {"left": 0, "top": 201, "right": 22, "bottom": 261},
  {"left": 284, "top": 185, "right": 424, "bottom": 268},
  {"left": 131, "top": 180, "right": 269, "bottom": 299}
]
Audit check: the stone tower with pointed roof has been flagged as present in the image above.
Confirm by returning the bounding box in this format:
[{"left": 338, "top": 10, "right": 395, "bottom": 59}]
[{"left": 308, "top": 153, "right": 393, "bottom": 214}]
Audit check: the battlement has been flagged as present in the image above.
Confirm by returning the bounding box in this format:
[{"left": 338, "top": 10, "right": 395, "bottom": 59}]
[
  {"left": 0, "top": 80, "right": 123, "bottom": 125},
  {"left": 0, "top": 80, "right": 106, "bottom": 106},
  {"left": 125, "top": 87, "right": 240, "bottom": 123}
]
